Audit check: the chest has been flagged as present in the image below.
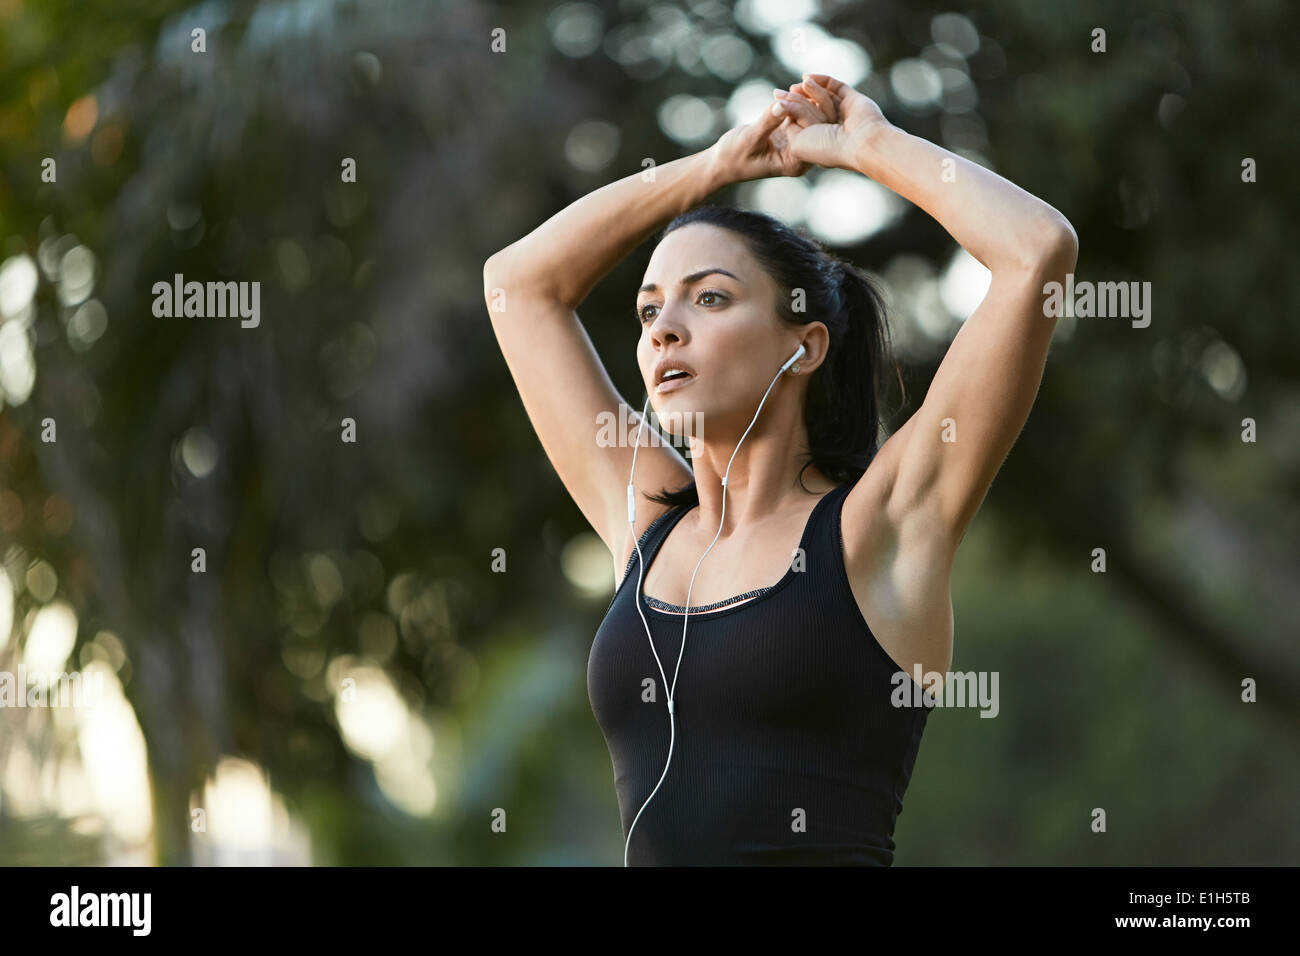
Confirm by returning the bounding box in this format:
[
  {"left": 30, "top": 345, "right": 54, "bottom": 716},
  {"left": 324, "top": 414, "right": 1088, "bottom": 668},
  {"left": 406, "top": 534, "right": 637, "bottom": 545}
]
[
  {"left": 591, "top": 576, "right": 896, "bottom": 736},
  {"left": 638, "top": 517, "right": 806, "bottom": 610},
  {"left": 618, "top": 501, "right": 955, "bottom": 677}
]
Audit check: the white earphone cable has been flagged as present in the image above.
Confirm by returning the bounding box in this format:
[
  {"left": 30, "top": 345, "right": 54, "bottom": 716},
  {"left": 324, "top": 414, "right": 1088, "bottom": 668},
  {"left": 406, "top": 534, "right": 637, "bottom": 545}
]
[{"left": 621, "top": 344, "right": 804, "bottom": 866}]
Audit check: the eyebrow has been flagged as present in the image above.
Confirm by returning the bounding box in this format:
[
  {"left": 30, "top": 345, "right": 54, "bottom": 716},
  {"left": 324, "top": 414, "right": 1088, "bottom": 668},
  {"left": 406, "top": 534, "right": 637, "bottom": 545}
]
[{"left": 638, "top": 268, "right": 739, "bottom": 295}]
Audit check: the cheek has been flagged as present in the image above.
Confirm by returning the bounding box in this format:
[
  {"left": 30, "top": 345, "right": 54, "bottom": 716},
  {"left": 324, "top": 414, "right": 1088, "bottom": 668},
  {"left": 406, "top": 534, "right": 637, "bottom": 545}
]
[{"left": 638, "top": 340, "right": 655, "bottom": 380}]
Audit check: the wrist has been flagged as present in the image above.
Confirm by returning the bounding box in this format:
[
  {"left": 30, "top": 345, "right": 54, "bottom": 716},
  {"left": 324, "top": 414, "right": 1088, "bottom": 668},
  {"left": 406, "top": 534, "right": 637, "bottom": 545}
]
[
  {"left": 841, "top": 120, "right": 899, "bottom": 173},
  {"left": 700, "top": 143, "right": 739, "bottom": 190}
]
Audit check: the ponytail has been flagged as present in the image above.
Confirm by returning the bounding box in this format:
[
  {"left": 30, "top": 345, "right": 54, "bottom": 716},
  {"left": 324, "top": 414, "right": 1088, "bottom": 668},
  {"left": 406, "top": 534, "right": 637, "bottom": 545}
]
[{"left": 804, "top": 258, "right": 901, "bottom": 487}]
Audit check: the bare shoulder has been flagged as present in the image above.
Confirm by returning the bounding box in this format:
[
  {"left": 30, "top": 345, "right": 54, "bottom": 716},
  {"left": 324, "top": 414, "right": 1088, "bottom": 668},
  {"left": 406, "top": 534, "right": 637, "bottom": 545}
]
[{"left": 611, "top": 498, "right": 678, "bottom": 593}]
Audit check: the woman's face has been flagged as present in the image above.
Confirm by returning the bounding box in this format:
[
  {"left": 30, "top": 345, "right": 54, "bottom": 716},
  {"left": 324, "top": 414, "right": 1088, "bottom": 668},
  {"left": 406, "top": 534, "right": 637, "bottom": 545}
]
[{"left": 636, "top": 223, "right": 793, "bottom": 439}]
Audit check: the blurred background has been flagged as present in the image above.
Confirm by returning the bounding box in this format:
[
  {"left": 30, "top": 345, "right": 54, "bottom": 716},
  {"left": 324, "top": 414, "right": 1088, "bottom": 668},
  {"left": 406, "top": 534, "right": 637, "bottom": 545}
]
[{"left": 0, "top": 0, "right": 1296, "bottom": 865}]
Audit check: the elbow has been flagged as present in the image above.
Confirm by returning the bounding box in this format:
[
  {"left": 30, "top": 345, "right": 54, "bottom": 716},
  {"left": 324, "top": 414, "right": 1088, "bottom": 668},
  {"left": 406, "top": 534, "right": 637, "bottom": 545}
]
[
  {"left": 1030, "top": 212, "right": 1078, "bottom": 277},
  {"left": 483, "top": 253, "right": 571, "bottom": 307},
  {"left": 1046, "top": 213, "right": 1079, "bottom": 267},
  {"left": 482, "top": 250, "right": 514, "bottom": 302},
  {"left": 483, "top": 247, "right": 556, "bottom": 303},
  {"left": 482, "top": 250, "right": 504, "bottom": 289}
]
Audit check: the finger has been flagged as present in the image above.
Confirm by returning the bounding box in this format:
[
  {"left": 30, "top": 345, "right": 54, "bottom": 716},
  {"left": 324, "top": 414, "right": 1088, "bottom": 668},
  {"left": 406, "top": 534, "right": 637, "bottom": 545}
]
[
  {"left": 768, "top": 115, "right": 795, "bottom": 150},
  {"left": 777, "top": 84, "right": 822, "bottom": 109},
  {"left": 797, "top": 75, "right": 838, "bottom": 121},
  {"left": 789, "top": 82, "right": 832, "bottom": 122},
  {"left": 803, "top": 73, "right": 847, "bottom": 98},
  {"left": 797, "top": 79, "right": 843, "bottom": 116},
  {"left": 755, "top": 96, "right": 791, "bottom": 135},
  {"left": 773, "top": 89, "right": 824, "bottom": 126}
]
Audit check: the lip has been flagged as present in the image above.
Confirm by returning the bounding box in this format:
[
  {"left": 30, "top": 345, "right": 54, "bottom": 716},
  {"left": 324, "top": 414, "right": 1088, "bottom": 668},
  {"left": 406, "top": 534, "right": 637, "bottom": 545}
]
[
  {"left": 653, "top": 357, "right": 697, "bottom": 392},
  {"left": 655, "top": 373, "right": 695, "bottom": 394}
]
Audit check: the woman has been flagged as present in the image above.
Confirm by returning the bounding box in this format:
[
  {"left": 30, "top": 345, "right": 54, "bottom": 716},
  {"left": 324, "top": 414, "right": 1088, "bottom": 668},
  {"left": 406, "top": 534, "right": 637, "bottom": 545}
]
[{"left": 482, "top": 73, "right": 1077, "bottom": 866}]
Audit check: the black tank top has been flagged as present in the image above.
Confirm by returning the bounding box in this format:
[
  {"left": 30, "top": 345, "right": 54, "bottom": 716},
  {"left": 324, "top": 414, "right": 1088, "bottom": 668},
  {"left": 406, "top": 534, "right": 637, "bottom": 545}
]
[{"left": 587, "top": 479, "right": 933, "bottom": 865}]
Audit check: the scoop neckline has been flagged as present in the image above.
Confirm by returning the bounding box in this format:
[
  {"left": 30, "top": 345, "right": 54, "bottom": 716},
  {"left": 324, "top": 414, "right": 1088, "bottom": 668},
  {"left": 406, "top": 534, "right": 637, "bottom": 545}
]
[{"left": 638, "top": 486, "right": 841, "bottom": 622}]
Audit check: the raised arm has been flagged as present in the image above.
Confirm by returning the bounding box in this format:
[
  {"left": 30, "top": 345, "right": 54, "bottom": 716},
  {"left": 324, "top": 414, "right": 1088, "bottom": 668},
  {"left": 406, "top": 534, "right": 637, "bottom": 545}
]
[
  {"left": 482, "top": 98, "right": 812, "bottom": 560},
  {"left": 779, "top": 74, "right": 1078, "bottom": 556}
]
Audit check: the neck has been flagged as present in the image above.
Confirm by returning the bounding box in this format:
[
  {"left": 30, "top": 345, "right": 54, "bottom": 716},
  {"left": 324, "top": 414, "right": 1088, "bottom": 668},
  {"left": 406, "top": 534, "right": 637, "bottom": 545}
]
[{"left": 685, "top": 428, "right": 835, "bottom": 537}]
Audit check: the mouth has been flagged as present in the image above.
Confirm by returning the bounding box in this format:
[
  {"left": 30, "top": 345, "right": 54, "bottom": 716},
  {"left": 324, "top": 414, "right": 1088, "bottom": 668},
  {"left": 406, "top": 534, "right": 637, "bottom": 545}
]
[
  {"left": 654, "top": 359, "right": 697, "bottom": 394},
  {"left": 655, "top": 370, "right": 695, "bottom": 394}
]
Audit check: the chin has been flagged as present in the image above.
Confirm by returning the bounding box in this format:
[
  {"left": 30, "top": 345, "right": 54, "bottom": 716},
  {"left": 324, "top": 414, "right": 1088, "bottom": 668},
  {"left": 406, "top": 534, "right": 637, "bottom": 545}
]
[{"left": 651, "top": 403, "right": 702, "bottom": 440}]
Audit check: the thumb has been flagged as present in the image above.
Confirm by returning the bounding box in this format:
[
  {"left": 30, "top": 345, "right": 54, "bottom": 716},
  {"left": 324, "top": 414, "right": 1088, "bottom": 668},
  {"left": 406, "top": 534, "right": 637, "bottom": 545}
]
[{"left": 752, "top": 98, "right": 788, "bottom": 138}]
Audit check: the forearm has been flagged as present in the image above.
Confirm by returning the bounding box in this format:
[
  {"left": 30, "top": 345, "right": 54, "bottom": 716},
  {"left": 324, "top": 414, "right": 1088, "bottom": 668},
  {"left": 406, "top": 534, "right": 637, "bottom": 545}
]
[
  {"left": 848, "top": 124, "right": 1075, "bottom": 272},
  {"left": 484, "top": 148, "right": 727, "bottom": 307}
]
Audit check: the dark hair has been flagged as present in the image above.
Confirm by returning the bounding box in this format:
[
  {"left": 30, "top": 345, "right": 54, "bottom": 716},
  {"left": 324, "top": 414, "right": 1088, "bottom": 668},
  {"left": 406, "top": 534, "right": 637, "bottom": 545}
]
[{"left": 643, "top": 204, "right": 902, "bottom": 510}]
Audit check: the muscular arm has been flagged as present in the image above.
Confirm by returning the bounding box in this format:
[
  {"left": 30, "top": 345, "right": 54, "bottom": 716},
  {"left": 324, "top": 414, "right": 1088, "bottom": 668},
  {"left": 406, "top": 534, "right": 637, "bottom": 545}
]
[
  {"left": 848, "top": 123, "right": 1077, "bottom": 276},
  {"left": 844, "top": 122, "right": 1078, "bottom": 553},
  {"left": 481, "top": 152, "right": 723, "bottom": 554},
  {"left": 482, "top": 96, "right": 808, "bottom": 559},
  {"left": 484, "top": 151, "right": 728, "bottom": 309}
]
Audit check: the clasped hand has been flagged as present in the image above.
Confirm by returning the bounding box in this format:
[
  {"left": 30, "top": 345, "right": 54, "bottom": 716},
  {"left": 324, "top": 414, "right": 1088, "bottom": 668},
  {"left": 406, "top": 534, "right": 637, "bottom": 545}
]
[{"left": 710, "top": 73, "right": 890, "bottom": 184}]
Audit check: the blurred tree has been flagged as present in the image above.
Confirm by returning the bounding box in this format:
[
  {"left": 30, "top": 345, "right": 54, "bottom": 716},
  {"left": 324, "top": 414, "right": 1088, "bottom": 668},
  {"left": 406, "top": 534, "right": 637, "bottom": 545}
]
[{"left": 0, "top": 0, "right": 1295, "bottom": 865}]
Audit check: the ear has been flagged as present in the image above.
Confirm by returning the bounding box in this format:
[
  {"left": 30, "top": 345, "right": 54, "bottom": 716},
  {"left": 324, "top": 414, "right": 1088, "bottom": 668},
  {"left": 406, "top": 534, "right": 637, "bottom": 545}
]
[{"left": 792, "top": 323, "right": 831, "bottom": 374}]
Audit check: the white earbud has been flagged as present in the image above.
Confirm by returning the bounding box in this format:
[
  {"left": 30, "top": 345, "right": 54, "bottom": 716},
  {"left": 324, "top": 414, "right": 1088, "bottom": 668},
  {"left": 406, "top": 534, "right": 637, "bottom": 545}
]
[
  {"left": 779, "top": 343, "right": 806, "bottom": 374},
  {"left": 619, "top": 342, "right": 804, "bottom": 865}
]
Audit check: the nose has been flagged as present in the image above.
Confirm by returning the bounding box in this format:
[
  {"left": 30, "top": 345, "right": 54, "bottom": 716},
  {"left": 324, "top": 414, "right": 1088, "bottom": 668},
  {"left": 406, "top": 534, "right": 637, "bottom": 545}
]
[
  {"left": 650, "top": 325, "right": 682, "bottom": 349},
  {"left": 646, "top": 307, "right": 684, "bottom": 348}
]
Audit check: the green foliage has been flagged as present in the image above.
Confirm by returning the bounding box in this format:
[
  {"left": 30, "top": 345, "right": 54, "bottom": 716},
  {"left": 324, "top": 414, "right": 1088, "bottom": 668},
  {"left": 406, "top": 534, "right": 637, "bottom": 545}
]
[{"left": 0, "top": 0, "right": 1295, "bottom": 865}]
